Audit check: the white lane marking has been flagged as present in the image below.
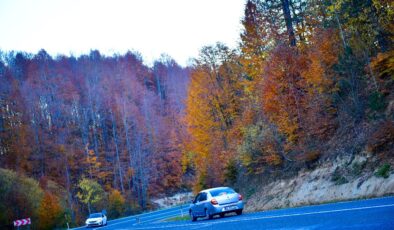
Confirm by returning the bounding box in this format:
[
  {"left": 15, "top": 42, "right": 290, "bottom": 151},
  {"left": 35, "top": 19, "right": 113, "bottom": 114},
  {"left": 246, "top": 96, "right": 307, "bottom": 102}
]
[{"left": 131, "top": 203, "right": 394, "bottom": 229}]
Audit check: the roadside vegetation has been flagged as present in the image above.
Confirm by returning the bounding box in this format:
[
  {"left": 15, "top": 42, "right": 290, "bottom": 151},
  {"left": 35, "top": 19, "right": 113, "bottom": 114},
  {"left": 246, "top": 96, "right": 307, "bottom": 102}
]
[
  {"left": 375, "top": 163, "right": 391, "bottom": 178},
  {"left": 164, "top": 215, "right": 190, "bottom": 222}
]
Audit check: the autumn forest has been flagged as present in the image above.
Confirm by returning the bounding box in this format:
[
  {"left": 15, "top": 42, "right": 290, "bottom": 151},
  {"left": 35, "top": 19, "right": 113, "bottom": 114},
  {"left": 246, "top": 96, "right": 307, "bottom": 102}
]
[{"left": 0, "top": 0, "right": 393, "bottom": 229}]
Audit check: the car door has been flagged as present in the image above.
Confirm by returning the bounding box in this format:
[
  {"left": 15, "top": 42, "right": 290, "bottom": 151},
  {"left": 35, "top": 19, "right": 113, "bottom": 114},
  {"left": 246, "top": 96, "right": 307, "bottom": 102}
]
[
  {"left": 191, "top": 193, "right": 201, "bottom": 216},
  {"left": 196, "top": 192, "right": 208, "bottom": 216}
]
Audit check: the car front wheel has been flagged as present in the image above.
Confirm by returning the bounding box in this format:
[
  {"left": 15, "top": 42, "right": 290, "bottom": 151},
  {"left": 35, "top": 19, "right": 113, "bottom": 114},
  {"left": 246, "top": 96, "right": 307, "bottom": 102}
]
[
  {"left": 236, "top": 209, "right": 243, "bottom": 215},
  {"left": 190, "top": 210, "right": 197, "bottom": 222}
]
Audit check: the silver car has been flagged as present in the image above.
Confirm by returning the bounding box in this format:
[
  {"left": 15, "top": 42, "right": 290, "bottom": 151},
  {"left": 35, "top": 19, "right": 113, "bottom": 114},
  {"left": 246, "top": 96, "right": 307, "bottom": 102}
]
[{"left": 189, "top": 187, "right": 244, "bottom": 221}]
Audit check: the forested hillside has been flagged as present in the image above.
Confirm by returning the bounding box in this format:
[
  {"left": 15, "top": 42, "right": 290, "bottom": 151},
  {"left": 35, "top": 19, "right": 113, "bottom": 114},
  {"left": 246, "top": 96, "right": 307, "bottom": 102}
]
[
  {"left": 0, "top": 51, "right": 190, "bottom": 228},
  {"left": 183, "top": 0, "right": 393, "bottom": 192},
  {"left": 1, "top": 0, "right": 393, "bottom": 229}
]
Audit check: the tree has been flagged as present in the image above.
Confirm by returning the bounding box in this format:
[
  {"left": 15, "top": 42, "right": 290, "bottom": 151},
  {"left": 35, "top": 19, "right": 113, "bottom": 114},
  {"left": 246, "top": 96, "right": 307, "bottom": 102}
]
[
  {"left": 0, "top": 168, "right": 43, "bottom": 229},
  {"left": 77, "top": 178, "right": 105, "bottom": 214},
  {"left": 0, "top": 49, "right": 191, "bottom": 224},
  {"left": 184, "top": 43, "right": 243, "bottom": 190},
  {"left": 38, "top": 192, "right": 64, "bottom": 230},
  {"left": 108, "top": 190, "right": 125, "bottom": 219},
  {"left": 240, "top": 0, "right": 269, "bottom": 83},
  {"left": 238, "top": 122, "right": 283, "bottom": 174}
]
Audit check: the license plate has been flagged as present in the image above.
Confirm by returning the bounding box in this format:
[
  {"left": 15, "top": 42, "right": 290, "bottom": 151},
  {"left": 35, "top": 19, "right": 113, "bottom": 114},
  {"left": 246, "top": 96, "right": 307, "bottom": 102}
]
[{"left": 224, "top": 206, "right": 237, "bottom": 211}]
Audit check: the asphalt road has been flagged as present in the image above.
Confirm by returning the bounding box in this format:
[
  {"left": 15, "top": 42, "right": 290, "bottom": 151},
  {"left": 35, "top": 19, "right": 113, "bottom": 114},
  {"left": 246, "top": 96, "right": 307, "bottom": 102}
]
[{"left": 74, "top": 196, "right": 394, "bottom": 230}]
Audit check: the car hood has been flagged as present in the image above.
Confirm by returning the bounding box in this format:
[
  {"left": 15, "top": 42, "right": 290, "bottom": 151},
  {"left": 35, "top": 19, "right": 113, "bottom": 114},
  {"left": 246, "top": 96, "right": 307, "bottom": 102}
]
[{"left": 86, "top": 217, "right": 103, "bottom": 222}]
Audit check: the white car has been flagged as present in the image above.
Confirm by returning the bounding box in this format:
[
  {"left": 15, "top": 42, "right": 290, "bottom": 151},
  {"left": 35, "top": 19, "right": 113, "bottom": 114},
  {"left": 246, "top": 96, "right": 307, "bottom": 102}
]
[{"left": 85, "top": 212, "right": 107, "bottom": 227}]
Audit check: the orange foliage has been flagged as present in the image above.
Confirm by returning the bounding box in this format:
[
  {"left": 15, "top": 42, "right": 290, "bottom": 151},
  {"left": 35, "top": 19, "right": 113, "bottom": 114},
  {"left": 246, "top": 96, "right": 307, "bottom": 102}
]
[
  {"left": 108, "top": 189, "right": 126, "bottom": 218},
  {"left": 184, "top": 44, "right": 243, "bottom": 190},
  {"left": 38, "top": 192, "right": 64, "bottom": 230},
  {"left": 367, "top": 121, "right": 394, "bottom": 156},
  {"left": 371, "top": 49, "right": 394, "bottom": 96},
  {"left": 261, "top": 45, "right": 306, "bottom": 143},
  {"left": 261, "top": 29, "right": 339, "bottom": 145}
]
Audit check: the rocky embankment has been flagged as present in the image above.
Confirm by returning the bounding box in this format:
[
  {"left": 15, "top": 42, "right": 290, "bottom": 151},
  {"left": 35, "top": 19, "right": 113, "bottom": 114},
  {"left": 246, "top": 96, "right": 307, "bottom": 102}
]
[{"left": 245, "top": 154, "right": 394, "bottom": 212}]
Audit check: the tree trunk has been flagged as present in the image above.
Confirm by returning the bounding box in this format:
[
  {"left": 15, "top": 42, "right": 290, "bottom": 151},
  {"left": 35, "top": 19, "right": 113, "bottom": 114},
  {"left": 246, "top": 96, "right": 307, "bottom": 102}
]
[
  {"left": 65, "top": 162, "right": 76, "bottom": 223},
  {"left": 88, "top": 202, "right": 91, "bottom": 214},
  {"left": 111, "top": 111, "right": 125, "bottom": 193},
  {"left": 281, "top": 0, "right": 296, "bottom": 47}
]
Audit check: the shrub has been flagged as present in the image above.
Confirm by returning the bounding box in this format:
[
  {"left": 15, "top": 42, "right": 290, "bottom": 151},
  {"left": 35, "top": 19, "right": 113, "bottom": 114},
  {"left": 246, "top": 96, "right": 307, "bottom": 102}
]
[
  {"left": 108, "top": 190, "right": 126, "bottom": 219},
  {"left": 305, "top": 151, "right": 321, "bottom": 163},
  {"left": 368, "top": 91, "right": 386, "bottom": 112},
  {"left": 375, "top": 163, "right": 391, "bottom": 178},
  {"left": 194, "top": 172, "right": 207, "bottom": 193},
  {"left": 238, "top": 123, "right": 282, "bottom": 174},
  {"left": 331, "top": 168, "right": 348, "bottom": 185},
  {"left": 367, "top": 121, "right": 394, "bottom": 155},
  {"left": 224, "top": 159, "right": 238, "bottom": 185},
  {"left": 246, "top": 188, "right": 256, "bottom": 199},
  {"left": 38, "top": 192, "right": 65, "bottom": 230},
  {"left": 351, "top": 161, "right": 366, "bottom": 176},
  {"left": 0, "top": 168, "right": 44, "bottom": 229}
]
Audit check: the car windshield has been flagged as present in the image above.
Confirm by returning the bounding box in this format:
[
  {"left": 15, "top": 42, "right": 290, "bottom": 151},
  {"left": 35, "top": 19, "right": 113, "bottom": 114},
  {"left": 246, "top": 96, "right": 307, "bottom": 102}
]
[
  {"left": 89, "top": 213, "right": 102, "bottom": 218},
  {"left": 210, "top": 188, "right": 236, "bottom": 197}
]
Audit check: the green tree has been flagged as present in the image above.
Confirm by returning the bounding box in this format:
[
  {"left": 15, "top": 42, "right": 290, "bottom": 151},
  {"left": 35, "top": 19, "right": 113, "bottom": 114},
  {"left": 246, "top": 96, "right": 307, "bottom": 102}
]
[
  {"left": 0, "top": 168, "right": 44, "bottom": 229},
  {"left": 77, "top": 178, "right": 105, "bottom": 214}
]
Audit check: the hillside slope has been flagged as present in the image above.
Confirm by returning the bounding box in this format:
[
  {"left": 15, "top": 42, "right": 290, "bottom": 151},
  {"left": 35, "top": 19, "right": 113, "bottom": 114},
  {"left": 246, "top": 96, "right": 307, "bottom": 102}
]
[{"left": 245, "top": 154, "right": 394, "bottom": 212}]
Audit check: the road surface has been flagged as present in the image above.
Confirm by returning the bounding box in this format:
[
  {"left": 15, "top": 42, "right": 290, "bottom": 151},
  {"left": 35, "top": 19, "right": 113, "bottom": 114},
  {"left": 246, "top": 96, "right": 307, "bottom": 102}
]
[{"left": 73, "top": 196, "right": 394, "bottom": 229}]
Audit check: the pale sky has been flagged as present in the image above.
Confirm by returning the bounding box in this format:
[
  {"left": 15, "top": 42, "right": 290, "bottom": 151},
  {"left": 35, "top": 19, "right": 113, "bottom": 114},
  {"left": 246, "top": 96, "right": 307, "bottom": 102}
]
[{"left": 0, "top": 0, "right": 246, "bottom": 66}]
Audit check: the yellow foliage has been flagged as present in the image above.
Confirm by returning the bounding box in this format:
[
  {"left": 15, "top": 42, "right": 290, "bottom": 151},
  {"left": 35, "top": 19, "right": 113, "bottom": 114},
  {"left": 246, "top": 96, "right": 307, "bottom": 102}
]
[
  {"left": 184, "top": 44, "right": 243, "bottom": 187},
  {"left": 108, "top": 189, "right": 125, "bottom": 218}
]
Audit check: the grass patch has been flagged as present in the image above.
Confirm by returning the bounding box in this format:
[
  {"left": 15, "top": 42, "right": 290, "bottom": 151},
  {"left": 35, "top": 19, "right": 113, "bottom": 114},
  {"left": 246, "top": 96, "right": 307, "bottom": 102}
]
[
  {"left": 375, "top": 163, "right": 391, "bottom": 178},
  {"left": 164, "top": 215, "right": 190, "bottom": 222}
]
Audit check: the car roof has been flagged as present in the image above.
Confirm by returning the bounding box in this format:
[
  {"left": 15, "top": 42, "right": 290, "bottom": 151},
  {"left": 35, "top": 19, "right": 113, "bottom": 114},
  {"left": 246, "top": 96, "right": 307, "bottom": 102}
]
[
  {"left": 200, "top": 187, "right": 231, "bottom": 193},
  {"left": 90, "top": 213, "right": 103, "bottom": 215}
]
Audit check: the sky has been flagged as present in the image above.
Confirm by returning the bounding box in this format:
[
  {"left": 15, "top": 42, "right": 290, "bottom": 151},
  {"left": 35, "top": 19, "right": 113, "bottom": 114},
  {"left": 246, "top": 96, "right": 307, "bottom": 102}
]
[{"left": 0, "top": 0, "right": 246, "bottom": 66}]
